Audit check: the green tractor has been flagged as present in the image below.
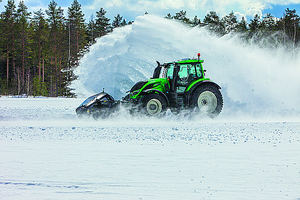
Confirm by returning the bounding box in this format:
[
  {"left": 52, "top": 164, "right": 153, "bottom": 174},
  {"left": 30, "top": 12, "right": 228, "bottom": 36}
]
[{"left": 76, "top": 54, "right": 223, "bottom": 118}]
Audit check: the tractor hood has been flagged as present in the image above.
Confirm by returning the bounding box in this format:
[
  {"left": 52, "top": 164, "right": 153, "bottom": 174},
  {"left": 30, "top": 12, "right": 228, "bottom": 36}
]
[
  {"left": 147, "top": 78, "right": 167, "bottom": 84},
  {"left": 144, "top": 78, "right": 168, "bottom": 89},
  {"left": 129, "top": 78, "right": 168, "bottom": 98},
  {"left": 130, "top": 78, "right": 166, "bottom": 93},
  {"left": 141, "top": 78, "right": 168, "bottom": 92}
]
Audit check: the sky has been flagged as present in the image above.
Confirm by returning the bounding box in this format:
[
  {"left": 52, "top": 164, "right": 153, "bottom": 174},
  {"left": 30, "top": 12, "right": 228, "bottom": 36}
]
[{"left": 0, "top": 0, "right": 300, "bottom": 22}]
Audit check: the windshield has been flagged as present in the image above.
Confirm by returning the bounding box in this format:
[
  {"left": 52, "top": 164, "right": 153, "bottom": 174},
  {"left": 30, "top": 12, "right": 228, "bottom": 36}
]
[
  {"left": 79, "top": 94, "right": 97, "bottom": 107},
  {"left": 166, "top": 64, "right": 174, "bottom": 78},
  {"left": 178, "top": 64, "right": 202, "bottom": 78},
  {"left": 195, "top": 64, "right": 203, "bottom": 77}
]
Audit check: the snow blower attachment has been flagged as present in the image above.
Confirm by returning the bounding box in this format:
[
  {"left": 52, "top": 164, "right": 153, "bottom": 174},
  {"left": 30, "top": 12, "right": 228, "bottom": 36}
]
[
  {"left": 76, "top": 54, "right": 223, "bottom": 119},
  {"left": 76, "top": 92, "right": 119, "bottom": 119}
]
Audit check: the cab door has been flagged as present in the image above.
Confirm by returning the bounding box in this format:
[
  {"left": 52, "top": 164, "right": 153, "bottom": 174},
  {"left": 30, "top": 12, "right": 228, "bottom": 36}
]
[{"left": 177, "top": 64, "right": 192, "bottom": 93}]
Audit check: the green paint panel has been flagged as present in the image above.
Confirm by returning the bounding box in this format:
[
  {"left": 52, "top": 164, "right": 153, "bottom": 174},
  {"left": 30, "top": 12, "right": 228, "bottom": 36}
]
[
  {"left": 166, "top": 59, "right": 204, "bottom": 64},
  {"left": 131, "top": 78, "right": 168, "bottom": 99},
  {"left": 176, "top": 59, "right": 204, "bottom": 63},
  {"left": 186, "top": 78, "right": 210, "bottom": 91}
]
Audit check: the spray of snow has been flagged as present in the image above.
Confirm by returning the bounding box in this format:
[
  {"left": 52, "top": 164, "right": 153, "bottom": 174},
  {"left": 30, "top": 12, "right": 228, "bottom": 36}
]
[{"left": 72, "top": 15, "right": 300, "bottom": 119}]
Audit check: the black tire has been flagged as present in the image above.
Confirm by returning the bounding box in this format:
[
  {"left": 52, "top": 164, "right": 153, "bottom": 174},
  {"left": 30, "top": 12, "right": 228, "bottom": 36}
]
[
  {"left": 191, "top": 84, "right": 223, "bottom": 118},
  {"left": 142, "top": 93, "right": 167, "bottom": 117}
]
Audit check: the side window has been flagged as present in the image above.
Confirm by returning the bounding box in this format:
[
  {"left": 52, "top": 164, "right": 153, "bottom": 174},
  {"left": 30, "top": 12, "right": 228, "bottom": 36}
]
[
  {"left": 178, "top": 65, "right": 188, "bottom": 79},
  {"left": 100, "top": 97, "right": 108, "bottom": 102},
  {"left": 166, "top": 64, "right": 174, "bottom": 78},
  {"left": 189, "top": 65, "right": 196, "bottom": 76},
  {"left": 160, "top": 67, "right": 167, "bottom": 78},
  {"left": 195, "top": 64, "right": 202, "bottom": 77}
]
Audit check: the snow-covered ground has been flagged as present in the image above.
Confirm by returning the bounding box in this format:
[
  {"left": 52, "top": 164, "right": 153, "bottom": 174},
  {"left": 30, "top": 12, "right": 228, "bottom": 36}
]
[{"left": 0, "top": 97, "right": 300, "bottom": 200}]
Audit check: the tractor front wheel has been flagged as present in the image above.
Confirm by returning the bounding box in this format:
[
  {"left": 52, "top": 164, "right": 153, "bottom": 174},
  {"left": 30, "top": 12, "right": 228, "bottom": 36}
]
[
  {"left": 191, "top": 85, "right": 223, "bottom": 118},
  {"left": 142, "top": 94, "right": 167, "bottom": 117}
]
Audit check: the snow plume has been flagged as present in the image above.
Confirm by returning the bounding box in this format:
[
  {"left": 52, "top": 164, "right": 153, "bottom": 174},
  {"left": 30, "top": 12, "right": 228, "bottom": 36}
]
[{"left": 72, "top": 14, "right": 300, "bottom": 118}]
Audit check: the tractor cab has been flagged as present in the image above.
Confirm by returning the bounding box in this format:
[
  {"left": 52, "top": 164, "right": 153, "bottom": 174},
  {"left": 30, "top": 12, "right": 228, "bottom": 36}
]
[{"left": 163, "top": 60, "right": 205, "bottom": 93}]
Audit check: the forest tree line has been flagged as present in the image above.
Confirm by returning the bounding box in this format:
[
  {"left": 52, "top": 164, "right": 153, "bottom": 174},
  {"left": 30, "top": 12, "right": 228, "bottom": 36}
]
[
  {"left": 0, "top": 0, "right": 131, "bottom": 97},
  {"left": 0, "top": 0, "right": 299, "bottom": 97},
  {"left": 166, "top": 9, "right": 300, "bottom": 48}
]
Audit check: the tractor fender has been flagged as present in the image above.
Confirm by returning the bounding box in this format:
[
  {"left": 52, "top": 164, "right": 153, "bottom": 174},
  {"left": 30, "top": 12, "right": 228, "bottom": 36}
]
[
  {"left": 188, "top": 80, "right": 221, "bottom": 100},
  {"left": 142, "top": 89, "right": 170, "bottom": 106}
]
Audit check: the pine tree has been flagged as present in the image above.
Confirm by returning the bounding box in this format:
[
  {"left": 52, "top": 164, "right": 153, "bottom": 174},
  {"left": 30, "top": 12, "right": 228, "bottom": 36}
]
[
  {"left": 203, "top": 11, "right": 225, "bottom": 35},
  {"left": 31, "top": 9, "right": 49, "bottom": 95},
  {"left": 191, "top": 16, "right": 201, "bottom": 27},
  {"left": 258, "top": 13, "right": 285, "bottom": 47},
  {"left": 94, "top": 8, "right": 111, "bottom": 38},
  {"left": 16, "top": 0, "right": 31, "bottom": 94},
  {"left": 249, "top": 14, "right": 261, "bottom": 33},
  {"left": 46, "top": 0, "right": 65, "bottom": 96},
  {"left": 120, "top": 19, "right": 127, "bottom": 26},
  {"left": 0, "top": 18, "right": 4, "bottom": 93},
  {"left": 67, "top": 0, "right": 86, "bottom": 67},
  {"left": 261, "top": 13, "right": 276, "bottom": 31},
  {"left": 174, "top": 10, "right": 190, "bottom": 24},
  {"left": 222, "top": 11, "right": 238, "bottom": 34},
  {"left": 165, "top": 13, "right": 172, "bottom": 19},
  {"left": 87, "top": 15, "right": 96, "bottom": 45},
  {"left": 1, "top": 0, "right": 17, "bottom": 94},
  {"left": 32, "top": 76, "right": 47, "bottom": 96},
  {"left": 236, "top": 17, "right": 248, "bottom": 32},
  {"left": 281, "top": 8, "right": 300, "bottom": 46},
  {"left": 112, "top": 14, "right": 123, "bottom": 28}
]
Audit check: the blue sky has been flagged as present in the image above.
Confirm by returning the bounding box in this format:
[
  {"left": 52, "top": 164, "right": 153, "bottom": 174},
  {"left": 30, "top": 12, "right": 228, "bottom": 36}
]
[
  {"left": 263, "top": 3, "right": 300, "bottom": 17},
  {"left": 1, "top": 0, "right": 300, "bottom": 21}
]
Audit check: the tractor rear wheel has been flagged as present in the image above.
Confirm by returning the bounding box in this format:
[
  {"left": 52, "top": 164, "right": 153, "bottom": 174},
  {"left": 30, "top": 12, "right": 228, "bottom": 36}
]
[
  {"left": 191, "top": 84, "right": 223, "bottom": 118},
  {"left": 142, "top": 94, "right": 167, "bottom": 116}
]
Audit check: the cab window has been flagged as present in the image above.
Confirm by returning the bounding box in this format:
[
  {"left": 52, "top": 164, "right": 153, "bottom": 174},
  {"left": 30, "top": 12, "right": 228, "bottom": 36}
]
[
  {"left": 178, "top": 64, "right": 188, "bottom": 79},
  {"left": 100, "top": 97, "right": 108, "bottom": 102},
  {"left": 166, "top": 64, "right": 174, "bottom": 78},
  {"left": 178, "top": 64, "right": 197, "bottom": 79},
  {"left": 195, "top": 64, "right": 202, "bottom": 77}
]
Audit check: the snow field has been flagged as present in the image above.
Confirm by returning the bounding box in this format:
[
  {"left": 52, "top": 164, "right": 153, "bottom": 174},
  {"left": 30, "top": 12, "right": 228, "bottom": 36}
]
[{"left": 0, "top": 97, "right": 300, "bottom": 200}]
